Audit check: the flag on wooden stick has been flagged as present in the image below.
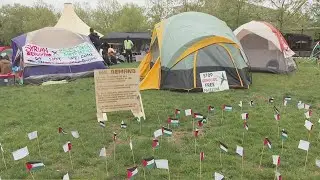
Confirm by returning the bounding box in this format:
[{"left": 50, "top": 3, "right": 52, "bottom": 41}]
[
  {"left": 167, "top": 117, "right": 179, "bottom": 127},
  {"left": 12, "top": 147, "right": 29, "bottom": 160},
  {"left": 28, "top": 131, "right": 38, "bottom": 140},
  {"left": 222, "top": 105, "right": 232, "bottom": 111},
  {"left": 281, "top": 129, "right": 288, "bottom": 140},
  {"left": 58, "top": 127, "right": 67, "bottom": 134},
  {"left": 26, "top": 161, "right": 45, "bottom": 171},
  {"left": 304, "top": 120, "right": 313, "bottom": 131},
  {"left": 272, "top": 155, "right": 280, "bottom": 166},
  {"left": 244, "top": 121, "right": 249, "bottom": 131},
  {"left": 208, "top": 106, "right": 215, "bottom": 112},
  {"left": 214, "top": 172, "right": 224, "bottom": 180},
  {"left": 63, "top": 142, "right": 72, "bottom": 152},
  {"left": 185, "top": 109, "right": 192, "bottom": 116},
  {"left": 275, "top": 171, "right": 282, "bottom": 180},
  {"left": 241, "top": 113, "right": 248, "bottom": 120},
  {"left": 236, "top": 146, "right": 244, "bottom": 157},
  {"left": 298, "top": 140, "right": 310, "bottom": 151},
  {"left": 63, "top": 173, "right": 70, "bottom": 180},
  {"left": 121, "top": 121, "right": 127, "bottom": 129},
  {"left": 127, "top": 166, "right": 138, "bottom": 179},
  {"left": 99, "top": 121, "right": 106, "bottom": 128},
  {"left": 152, "top": 139, "right": 159, "bottom": 149},
  {"left": 200, "top": 152, "right": 204, "bottom": 161},
  {"left": 113, "top": 132, "right": 117, "bottom": 141},
  {"left": 142, "top": 157, "right": 155, "bottom": 169},
  {"left": 219, "top": 142, "right": 228, "bottom": 152},
  {"left": 194, "top": 128, "right": 199, "bottom": 137},
  {"left": 71, "top": 131, "right": 80, "bottom": 139},
  {"left": 264, "top": 138, "right": 272, "bottom": 149}
]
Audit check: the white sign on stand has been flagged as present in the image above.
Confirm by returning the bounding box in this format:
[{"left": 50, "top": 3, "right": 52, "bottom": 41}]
[{"left": 200, "top": 71, "right": 229, "bottom": 93}]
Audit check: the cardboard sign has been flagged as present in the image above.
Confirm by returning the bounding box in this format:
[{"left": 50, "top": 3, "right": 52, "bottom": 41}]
[
  {"left": 200, "top": 71, "right": 229, "bottom": 93},
  {"left": 22, "top": 42, "right": 103, "bottom": 66},
  {"left": 94, "top": 68, "right": 145, "bottom": 121}
]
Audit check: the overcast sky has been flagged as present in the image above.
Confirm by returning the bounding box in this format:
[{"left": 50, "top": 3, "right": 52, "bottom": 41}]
[{"left": 0, "top": 0, "right": 146, "bottom": 9}]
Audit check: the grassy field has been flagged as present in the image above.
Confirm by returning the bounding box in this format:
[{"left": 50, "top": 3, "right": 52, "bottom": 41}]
[{"left": 1, "top": 61, "right": 320, "bottom": 179}]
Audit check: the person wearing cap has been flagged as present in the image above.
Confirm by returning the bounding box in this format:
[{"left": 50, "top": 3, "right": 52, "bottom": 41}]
[
  {"left": 124, "top": 36, "right": 134, "bottom": 63},
  {"left": 88, "top": 28, "right": 101, "bottom": 51}
]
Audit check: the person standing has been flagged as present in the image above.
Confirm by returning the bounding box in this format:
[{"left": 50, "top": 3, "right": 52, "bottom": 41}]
[
  {"left": 88, "top": 28, "right": 101, "bottom": 51},
  {"left": 124, "top": 36, "right": 134, "bottom": 63}
]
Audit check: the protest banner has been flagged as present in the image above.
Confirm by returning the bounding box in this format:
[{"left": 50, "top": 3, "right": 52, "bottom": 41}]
[{"left": 200, "top": 71, "right": 229, "bottom": 93}]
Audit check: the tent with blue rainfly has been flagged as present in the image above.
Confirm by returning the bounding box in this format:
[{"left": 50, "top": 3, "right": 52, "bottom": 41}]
[
  {"left": 139, "top": 12, "right": 251, "bottom": 91},
  {"left": 11, "top": 27, "right": 106, "bottom": 84}
]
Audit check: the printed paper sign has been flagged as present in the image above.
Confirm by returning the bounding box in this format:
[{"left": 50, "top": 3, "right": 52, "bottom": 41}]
[
  {"left": 22, "top": 42, "right": 103, "bottom": 66},
  {"left": 94, "top": 68, "right": 145, "bottom": 121},
  {"left": 200, "top": 71, "right": 229, "bottom": 93}
]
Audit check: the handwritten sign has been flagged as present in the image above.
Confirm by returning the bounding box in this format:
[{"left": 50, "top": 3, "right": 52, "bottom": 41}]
[
  {"left": 200, "top": 71, "right": 229, "bottom": 93},
  {"left": 94, "top": 68, "right": 145, "bottom": 121},
  {"left": 22, "top": 42, "right": 103, "bottom": 66}
]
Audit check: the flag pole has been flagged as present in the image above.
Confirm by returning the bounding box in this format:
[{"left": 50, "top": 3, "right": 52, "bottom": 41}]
[
  {"left": 80, "top": 138, "right": 87, "bottom": 151},
  {"left": 113, "top": 141, "right": 116, "bottom": 162},
  {"left": 168, "top": 168, "right": 171, "bottom": 180},
  {"left": 139, "top": 117, "right": 142, "bottom": 134},
  {"left": 105, "top": 157, "right": 109, "bottom": 177},
  {"left": 219, "top": 150, "right": 222, "bottom": 167},
  {"left": 1, "top": 148, "right": 7, "bottom": 169},
  {"left": 274, "top": 165, "right": 278, "bottom": 180},
  {"left": 143, "top": 167, "right": 147, "bottom": 180},
  {"left": 194, "top": 138, "right": 197, "bottom": 155},
  {"left": 277, "top": 122, "right": 280, "bottom": 138},
  {"left": 69, "top": 151, "right": 74, "bottom": 170},
  {"left": 125, "top": 129, "right": 128, "bottom": 140},
  {"left": 130, "top": 138, "right": 136, "bottom": 166},
  {"left": 281, "top": 139, "right": 284, "bottom": 155},
  {"left": 259, "top": 146, "right": 265, "bottom": 168},
  {"left": 221, "top": 110, "right": 224, "bottom": 124},
  {"left": 304, "top": 150, "right": 309, "bottom": 171},
  {"left": 29, "top": 171, "right": 35, "bottom": 180},
  {"left": 36, "top": 137, "right": 42, "bottom": 157},
  {"left": 242, "top": 131, "right": 245, "bottom": 145},
  {"left": 241, "top": 155, "right": 244, "bottom": 179},
  {"left": 199, "top": 157, "right": 202, "bottom": 179}
]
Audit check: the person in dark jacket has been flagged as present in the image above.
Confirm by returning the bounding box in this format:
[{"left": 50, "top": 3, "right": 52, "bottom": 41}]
[{"left": 88, "top": 28, "right": 101, "bottom": 51}]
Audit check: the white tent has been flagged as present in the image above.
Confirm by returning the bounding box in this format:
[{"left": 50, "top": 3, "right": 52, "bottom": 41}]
[{"left": 55, "top": 3, "right": 103, "bottom": 37}]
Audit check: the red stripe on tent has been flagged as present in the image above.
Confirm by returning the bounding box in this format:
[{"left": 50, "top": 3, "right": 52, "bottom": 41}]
[{"left": 261, "top": 22, "right": 289, "bottom": 52}]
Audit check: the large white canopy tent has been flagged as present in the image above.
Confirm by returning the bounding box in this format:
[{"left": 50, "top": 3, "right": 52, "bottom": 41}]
[{"left": 55, "top": 3, "right": 103, "bottom": 37}]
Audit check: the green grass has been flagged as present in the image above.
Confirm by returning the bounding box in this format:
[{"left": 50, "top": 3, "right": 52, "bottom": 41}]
[{"left": 1, "top": 61, "right": 320, "bottom": 179}]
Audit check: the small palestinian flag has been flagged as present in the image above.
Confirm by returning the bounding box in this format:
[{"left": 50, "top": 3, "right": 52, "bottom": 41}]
[
  {"left": 175, "top": 109, "right": 181, "bottom": 118},
  {"left": 281, "top": 129, "right": 288, "bottom": 140},
  {"left": 274, "top": 114, "right": 280, "bottom": 121},
  {"left": 200, "top": 152, "right": 204, "bottom": 161},
  {"left": 167, "top": 117, "right": 179, "bottom": 126},
  {"left": 305, "top": 110, "right": 312, "bottom": 119},
  {"left": 275, "top": 171, "right": 282, "bottom": 180},
  {"left": 250, "top": 100, "right": 254, "bottom": 107},
  {"left": 142, "top": 157, "right": 155, "bottom": 169},
  {"left": 244, "top": 121, "right": 249, "bottom": 131},
  {"left": 26, "top": 161, "right": 45, "bottom": 171},
  {"left": 219, "top": 142, "right": 228, "bottom": 152},
  {"left": 208, "top": 106, "right": 215, "bottom": 112},
  {"left": 162, "top": 127, "right": 173, "bottom": 136},
  {"left": 152, "top": 139, "right": 159, "bottom": 149},
  {"left": 284, "top": 97, "right": 291, "bottom": 101},
  {"left": 194, "top": 128, "right": 199, "bottom": 137},
  {"left": 193, "top": 113, "right": 204, "bottom": 119},
  {"left": 283, "top": 99, "right": 288, "bottom": 106},
  {"left": 222, "top": 105, "right": 232, "bottom": 111},
  {"left": 239, "top": 101, "right": 243, "bottom": 108},
  {"left": 99, "top": 121, "right": 106, "bottom": 128},
  {"left": 113, "top": 132, "right": 117, "bottom": 141},
  {"left": 127, "top": 166, "right": 138, "bottom": 179},
  {"left": 264, "top": 138, "right": 272, "bottom": 149},
  {"left": 63, "top": 142, "right": 72, "bottom": 152},
  {"left": 273, "top": 106, "right": 280, "bottom": 114},
  {"left": 58, "top": 127, "right": 67, "bottom": 134},
  {"left": 198, "top": 118, "right": 207, "bottom": 127},
  {"left": 269, "top": 98, "right": 274, "bottom": 103},
  {"left": 241, "top": 113, "right": 248, "bottom": 120},
  {"left": 121, "top": 121, "right": 127, "bottom": 129},
  {"left": 272, "top": 155, "right": 280, "bottom": 166}
]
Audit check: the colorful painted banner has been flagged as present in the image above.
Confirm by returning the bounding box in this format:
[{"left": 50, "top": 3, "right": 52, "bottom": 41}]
[{"left": 22, "top": 42, "right": 103, "bottom": 66}]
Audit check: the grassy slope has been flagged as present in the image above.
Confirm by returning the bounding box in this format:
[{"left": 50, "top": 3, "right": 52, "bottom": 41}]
[{"left": 1, "top": 61, "right": 320, "bottom": 179}]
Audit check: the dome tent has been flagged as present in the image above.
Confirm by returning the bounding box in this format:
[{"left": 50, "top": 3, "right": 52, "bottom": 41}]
[
  {"left": 139, "top": 12, "right": 251, "bottom": 90},
  {"left": 234, "top": 21, "right": 297, "bottom": 73},
  {"left": 11, "top": 27, "right": 106, "bottom": 84}
]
